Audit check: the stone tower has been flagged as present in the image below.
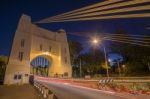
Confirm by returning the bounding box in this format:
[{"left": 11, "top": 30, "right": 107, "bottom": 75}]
[{"left": 4, "top": 14, "right": 72, "bottom": 84}]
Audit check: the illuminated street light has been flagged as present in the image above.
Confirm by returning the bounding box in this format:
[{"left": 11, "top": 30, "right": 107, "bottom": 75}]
[
  {"left": 122, "top": 64, "right": 126, "bottom": 68},
  {"left": 108, "top": 59, "right": 111, "bottom": 62},
  {"left": 92, "top": 38, "right": 109, "bottom": 78},
  {"left": 122, "top": 64, "right": 126, "bottom": 73},
  {"left": 93, "top": 39, "right": 98, "bottom": 44}
]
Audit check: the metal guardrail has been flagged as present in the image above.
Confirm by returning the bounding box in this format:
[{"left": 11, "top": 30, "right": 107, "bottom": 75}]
[
  {"left": 114, "top": 79, "right": 150, "bottom": 83},
  {"left": 35, "top": 76, "right": 150, "bottom": 84},
  {"left": 34, "top": 81, "right": 59, "bottom": 99},
  {"left": 72, "top": 79, "right": 150, "bottom": 83}
]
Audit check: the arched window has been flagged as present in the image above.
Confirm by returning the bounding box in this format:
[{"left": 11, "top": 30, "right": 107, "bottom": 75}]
[{"left": 21, "top": 39, "right": 25, "bottom": 47}]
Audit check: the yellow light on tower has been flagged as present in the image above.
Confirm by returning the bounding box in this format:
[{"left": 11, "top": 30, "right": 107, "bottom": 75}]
[{"left": 43, "top": 52, "right": 49, "bottom": 55}]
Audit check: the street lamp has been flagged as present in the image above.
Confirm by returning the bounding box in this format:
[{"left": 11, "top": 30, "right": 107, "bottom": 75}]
[
  {"left": 93, "top": 39, "right": 98, "bottom": 44},
  {"left": 122, "top": 64, "right": 126, "bottom": 73},
  {"left": 92, "top": 38, "right": 109, "bottom": 78}
]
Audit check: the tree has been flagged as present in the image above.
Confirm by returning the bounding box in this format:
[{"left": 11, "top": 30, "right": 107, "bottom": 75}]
[
  {"left": 78, "top": 49, "right": 105, "bottom": 77},
  {"left": 109, "top": 28, "right": 150, "bottom": 76},
  {"left": 68, "top": 40, "right": 83, "bottom": 65},
  {"left": 0, "top": 56, "right": 8, "bottom": 82}
]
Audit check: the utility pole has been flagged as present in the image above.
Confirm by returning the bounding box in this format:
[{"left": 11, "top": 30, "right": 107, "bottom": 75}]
[
  {"left": 103, "top": 45, "right": 109, "bottom": 78},
  {"left": 79, "top": 59, "right": 82, "bottom": 78},
  {"left": 92, "top": 39, "right": 109, "bottom": 78},
  {"left": 117, "top": 59, "right": 121, "bottom": 76},
  {"left": 148, "top": 63, "right": 150, "bottom": 72}
]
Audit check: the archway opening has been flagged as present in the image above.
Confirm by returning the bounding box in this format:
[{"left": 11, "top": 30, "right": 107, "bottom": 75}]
[{"left": 30, "top": 56, "right": 51, "bottom": 77}]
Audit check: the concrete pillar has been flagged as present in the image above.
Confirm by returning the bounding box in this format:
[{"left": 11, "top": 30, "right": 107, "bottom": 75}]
[
  {"left": 34, "top": 82, "right": 37, "bottom": 88},
  {"left": 39, "top": 84, "right": 42, "bottom": 92},
  {"left": 41, "top": 86, "right": 45, "bottom": 94},
  {"left": 48, "top": 90, "right": 54, "bottom": 99},
  {"left": 43, "top": 87, "right": 48, "bottom": 98},
  {"left": 36, "top": 83, "right": 39, "bottom": 89}
]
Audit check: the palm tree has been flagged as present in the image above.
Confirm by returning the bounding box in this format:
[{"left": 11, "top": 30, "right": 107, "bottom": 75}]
[{"left": 0, "top": 56, "right": 8, "bottom": 83}]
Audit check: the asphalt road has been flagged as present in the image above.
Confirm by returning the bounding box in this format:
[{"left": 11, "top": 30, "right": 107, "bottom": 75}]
[{"left": 39, "top": 80, "right": 127, "bottom": 99}]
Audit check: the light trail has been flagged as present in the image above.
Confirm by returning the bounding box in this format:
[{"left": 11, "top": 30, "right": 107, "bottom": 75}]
[
  {"left": 38, "top": 80, "right": 131, "bottom": 99},
  {"left": 36, "top": 0, "right": 150, "bottom": 23},
  {"left": 69, "top": 32, "right": 150, "bottom": 38},
  {"left": 102, "top": 33, "right": 150, "bottom": 38},
  {"left": 104, "top": 38, "right": 150, "bottom": 47},
  {"left": 103, "top": 35, "right": 150, "bottom": 41},
  {"left": 104, "top": 37, "right": 150, "bottom": 44},
  {"left": 46, "top": 0, "right": 122, "bottom": 20},
  {"left": 45, "top": 13, "right": 150, "bottom": 23},
  {"left": 67, "top": 32, "right": 150, "bottom": 47},
  {"left": 68, "top": 32, "right": 150, "bottom": 41},
  {"left": 49, "top": 5, "right": 150, "bottom": 21}
]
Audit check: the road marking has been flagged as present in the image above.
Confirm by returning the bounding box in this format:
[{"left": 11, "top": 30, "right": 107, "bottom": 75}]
[{"left": 63, "top": 83, "right": 69, "bottom": 85}]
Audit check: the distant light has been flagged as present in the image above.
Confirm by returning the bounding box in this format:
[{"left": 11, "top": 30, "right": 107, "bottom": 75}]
[
  {"left": 108, "top": 59, "right": 112, "bottom": 62},
  {"left": 122, "top": 64, "right": 126, "bottom": 68},
  {"left": 93, "top": 39, "right": 98, "bottom": 44}
]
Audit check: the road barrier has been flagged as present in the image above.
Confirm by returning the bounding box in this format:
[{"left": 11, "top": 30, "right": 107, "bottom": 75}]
[
  {"left": 34, "top": 81, "right": 59, "bottom": 99},
  {"left": 99, "top": 78, "right": 114, "bottom": 84}
]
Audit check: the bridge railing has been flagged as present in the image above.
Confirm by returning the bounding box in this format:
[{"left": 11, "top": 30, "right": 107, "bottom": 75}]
[{"left": 34, "top": 81, "right": 59, "bottom": 99}]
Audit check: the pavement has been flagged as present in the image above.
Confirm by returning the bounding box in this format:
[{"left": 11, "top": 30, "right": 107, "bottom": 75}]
[
  {"left": 0, "top": 84, "right": 44, "bottom": 99},
  {"left": 39, "top": 81, "right": 128, "bottom": 99}
]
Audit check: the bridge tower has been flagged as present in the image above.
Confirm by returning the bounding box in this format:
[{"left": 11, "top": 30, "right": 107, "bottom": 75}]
[{"left": 4, "top": 14, "right": 72, "bottom": 84}]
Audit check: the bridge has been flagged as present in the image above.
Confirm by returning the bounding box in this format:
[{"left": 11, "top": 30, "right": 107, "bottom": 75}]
[{"left": 3, "top": 0, "right": 150, "bottom": 99}]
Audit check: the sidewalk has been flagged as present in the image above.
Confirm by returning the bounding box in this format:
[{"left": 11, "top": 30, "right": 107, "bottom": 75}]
[
  {"left": 112, "top": 91, "right": 150, "bottom": 99},
  {"left": 72, "top": 82, "right": 150, "bottom": 99},
  {"left": 0, "top": 84, "right": 44, "bottom": 99}
]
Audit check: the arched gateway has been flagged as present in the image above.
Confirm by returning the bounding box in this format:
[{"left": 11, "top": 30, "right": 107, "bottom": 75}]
[{"left": 4, "top": 14, "right": 72, "bottom": 84}]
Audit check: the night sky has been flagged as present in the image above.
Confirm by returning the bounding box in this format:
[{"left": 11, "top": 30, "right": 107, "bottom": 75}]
[{"left": 0, "top": 0, "right": 150, "bottom": 60}]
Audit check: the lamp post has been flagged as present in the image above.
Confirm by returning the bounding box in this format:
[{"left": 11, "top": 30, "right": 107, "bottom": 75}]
[
  {"left": 92, "top": 39, "right": 109, "bottom": 78},
  {"left": 122, "top": 64, "right": 126, "bottom": 74},
  {"left": 103, "top": 45, "right": 109, "bottom": 78},
  {"left": 116, "top": 59, "right": 121, "bottom": 77},
  {"left": 79, "top": 58, "right": 82, "bottom": 78}
]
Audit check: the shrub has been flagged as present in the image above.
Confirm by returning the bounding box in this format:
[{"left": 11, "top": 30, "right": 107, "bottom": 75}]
[
  {"left": 146, "top": 82, "right": 150, "bottom": 89},
  {"left": 93, "top": 74, "right": 102, "bottom": 79}
]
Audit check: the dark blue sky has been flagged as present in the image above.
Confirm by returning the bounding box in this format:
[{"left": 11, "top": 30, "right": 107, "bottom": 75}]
[{"left": 0, "top": 0, "right": 150, "bottom": 57}]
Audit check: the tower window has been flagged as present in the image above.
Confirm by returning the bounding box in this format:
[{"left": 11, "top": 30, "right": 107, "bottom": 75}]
[
  {"left": 64, "top": 48, "right": 67, "bottom": 54},
  {"left": 14, "top": 75, "right": 17, "bottom": 80},
  {"left": 19, "top": 52, "right": 24, "bottom": 61},
  {"left": 49, "top": 46, "right": 52, "bottom": 52},
  {"left": 18, "top": 75, "right": 22, "bottom": 79},
  {"left": 21, "top": 39, "right": 25, "bottom": 47},
  {"left": 65, "top": 57, "right": 67, "bottom": 64},
  {"left": 40, "top": 44, "right": 43, "bottom": 51}
]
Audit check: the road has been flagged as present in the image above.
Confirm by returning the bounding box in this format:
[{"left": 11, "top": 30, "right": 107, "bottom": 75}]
[{"left": 38, "top": 80, "right": 127, "bottom": 99}]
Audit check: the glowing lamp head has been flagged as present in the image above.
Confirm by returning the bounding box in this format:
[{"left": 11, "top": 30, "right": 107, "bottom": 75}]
[
  {"left": 93, "top": 39, "right": 98, "bottom": 44},
  {"left": 108, "top": 59, "right": 111, "bottom": 62}
]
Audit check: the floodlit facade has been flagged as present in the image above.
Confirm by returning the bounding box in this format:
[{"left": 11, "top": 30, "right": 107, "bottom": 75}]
[{"left": 4, "top": 14, "right": 72, "bottom": 84}]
